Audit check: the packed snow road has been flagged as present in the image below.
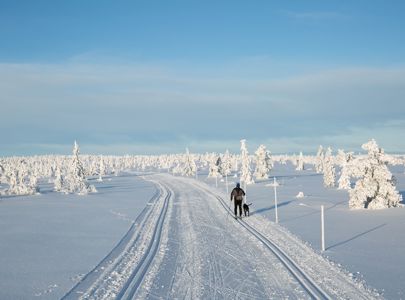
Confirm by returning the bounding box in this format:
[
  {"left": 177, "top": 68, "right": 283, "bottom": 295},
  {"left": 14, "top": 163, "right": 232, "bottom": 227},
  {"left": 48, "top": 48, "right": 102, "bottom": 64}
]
[{"left": 65, "top": 173, "right": 380, "bottom": 299}]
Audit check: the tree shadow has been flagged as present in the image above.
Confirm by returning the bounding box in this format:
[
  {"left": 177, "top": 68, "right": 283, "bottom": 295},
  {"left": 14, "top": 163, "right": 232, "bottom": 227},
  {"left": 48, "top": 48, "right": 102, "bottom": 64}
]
[
  {"left": 95, "top": 185, "right": 118, "bottom": 191},
  {"left": 282, "top": 210, "right": 319, "bottom": 223},
  {"left": 250, "top": 200, "right": 293, "bottom": 216},
  {"left": 282, "top": 200, "right": 347, "bottom": 223},
  {"left": 327, "top": 223, "right": 387, "bottom": 250},
  {"left": 325, "top": 200, "right": 347, "bottom": 211},
  {"left": 0, "top": 193, "right": 40, "bottom": 199}
]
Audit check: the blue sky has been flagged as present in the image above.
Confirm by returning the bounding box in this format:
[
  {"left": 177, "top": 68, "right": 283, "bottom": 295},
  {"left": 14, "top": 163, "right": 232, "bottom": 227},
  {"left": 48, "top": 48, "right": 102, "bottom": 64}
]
[{"left": 1, "top": 0, "right": 405, "bottom": 155}]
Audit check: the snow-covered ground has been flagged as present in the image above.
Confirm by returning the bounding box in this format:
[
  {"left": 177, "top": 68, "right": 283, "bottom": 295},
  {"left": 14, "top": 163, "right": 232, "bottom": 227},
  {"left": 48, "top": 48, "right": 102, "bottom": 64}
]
[
  {"left": 0, "top": 174, "right": 156, "bottom": 299},
  {"left": 0, "top": 163, "right": 404, "bottom": 299},
  {"left": 201, "top": 162, "right": 405, "bottom": 299}
]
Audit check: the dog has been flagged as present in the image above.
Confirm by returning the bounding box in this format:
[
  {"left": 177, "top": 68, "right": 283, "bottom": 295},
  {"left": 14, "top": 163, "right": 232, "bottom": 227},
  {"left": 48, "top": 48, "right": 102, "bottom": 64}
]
[{"left": 243, "top": 203, "right": 252, "bottom": 217}]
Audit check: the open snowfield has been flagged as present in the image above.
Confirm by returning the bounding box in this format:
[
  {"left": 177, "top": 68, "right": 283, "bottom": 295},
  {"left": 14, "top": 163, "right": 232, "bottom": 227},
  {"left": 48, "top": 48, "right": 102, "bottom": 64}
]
[
  {"left": 0, "top": 174, "right": 156, "bottom": 299},
  {"left": 0, "top": 163, "right": 404, "bottom": 299}
]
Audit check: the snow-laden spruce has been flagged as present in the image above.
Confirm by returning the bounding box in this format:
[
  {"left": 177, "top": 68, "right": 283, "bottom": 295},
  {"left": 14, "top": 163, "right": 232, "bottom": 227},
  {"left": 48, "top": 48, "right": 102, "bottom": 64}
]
[
  {"left": 1, "top": 159, "right": 38, "bottom": 195},
  {"left": 323, "top": 147, "right": 336, "bottom": 188},
  {"left": 97, "top": 155, "right": 106, "bottom": 182},
  {"left": 0, "top": 160, "right": 4, "bottom": 183},
  {"left": 254, "top": 144, "right": 273, "bottom": 180},
  {"left": 63, "top": 141, "right": 97, "bottom": 195},
  {"left": 219, "top": 149, "right": 232, "bottom": 177},
  {"left": 315, "top": 145, "right": 324, "bottom": 173},
  {"left": 338, "top": 150, "right": 354, "bottom": 190},
  {"left": 182, "top": 148, "right": 197, "bottom": 177},
  {"left": 349, "top": 139, "right": 403, "bottom": 209},
  {"left": 296, "top": 151, "right": 305, "bottom": 171},
  {"left": 207, "top": 155, "right": 221, "bottom": 178},
  {"left": 54, "top": 166, "right": 64, "bottom": 192},
  {"left": 239, "top": 139, "right": 254, "bottom": 185}
]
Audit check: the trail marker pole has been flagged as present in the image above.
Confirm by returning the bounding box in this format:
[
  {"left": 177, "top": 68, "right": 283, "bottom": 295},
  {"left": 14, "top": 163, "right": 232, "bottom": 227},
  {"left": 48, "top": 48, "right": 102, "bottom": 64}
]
[
  {"left": 321, "top": 205, "right": 325, "bottom": 252},
  {"left": 274, "top": 177, "right": 279, "bottom": 223}
]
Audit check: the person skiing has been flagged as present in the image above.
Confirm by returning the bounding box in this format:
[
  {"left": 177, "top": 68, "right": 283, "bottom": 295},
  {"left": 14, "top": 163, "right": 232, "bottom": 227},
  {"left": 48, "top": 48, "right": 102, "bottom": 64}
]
[{"left": 230, "top": 183, "right": 245, "bottom": 218}]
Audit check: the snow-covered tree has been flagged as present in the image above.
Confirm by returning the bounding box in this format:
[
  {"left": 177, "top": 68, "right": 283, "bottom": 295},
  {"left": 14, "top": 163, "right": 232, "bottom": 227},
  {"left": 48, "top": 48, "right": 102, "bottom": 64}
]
[
  {"left": 97, "top": 155, "right": 106, "bottom": 182},
  {"left": 336, "top": 149, "right": 347, "bottom": 166},
  {"left": 323, "top": 147, "right": 336, "bottom": 188},
  {"left": 2, "top": 160, "right": 37, "bottom": 195},
  {"left": 315, "top": 145, "right": 324, "bottom": 173},
  {"left": 63, "top": 141, "right": 97, "bottom": 195},
  {"left": 296, "top": 151, "right": 305, "bottom": 171},
  {"left": 349, "top": 139, "right": 403, "bottom": 209},
  {"left": 54, "top": 166, "right": 64, "bottom": 192},
  {"left": 215, "top": 156, "right": 223, "bottom": 176},
  {"left": 171, "top": 161, "right": 182, "bottom": 175},
  {"left": 240, "top": 139, "right": 254, "bottom": 185},
  {"left": 208, "top": 155, "right": 221, "bottom": 178},
  {"left": 220, "top": 150, "right": 232, "bottom": 177},
  {"left": 338, "top": 151, "right": 354, "bottom": 190},
  {"left": 254, "top": 144, "right": 272, "bottom": 180},
  {"left": 9, "top": 170, "right": 20, "bottom": 193},
  {"left": 28, "top": 168, "right": 40, "bottom": 194},
  {"left": 182, "top": 148, "right": 197, "bottom": 177},
  {"left": 0, "top": 161, "right": 4, "bottom": 183}
]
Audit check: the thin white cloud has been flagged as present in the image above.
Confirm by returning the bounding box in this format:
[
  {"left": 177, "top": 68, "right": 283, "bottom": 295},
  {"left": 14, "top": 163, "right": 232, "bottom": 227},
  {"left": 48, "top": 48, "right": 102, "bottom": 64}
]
[
  {"left": 281, "top": 10, "right": 349, "bottom": 21},
  {"left": 1, "top": 61, "right": 404, "bottom": 155}
]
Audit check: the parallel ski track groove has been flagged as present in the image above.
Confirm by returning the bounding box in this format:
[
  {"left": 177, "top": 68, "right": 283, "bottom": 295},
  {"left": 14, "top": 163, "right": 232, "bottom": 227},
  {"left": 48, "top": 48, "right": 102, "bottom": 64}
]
[
  {"left": 62, "top": 186, "right": 162, "bottom": 300},
  {"left": 216, "top": 194, "right": 330, "bottom": 300},
  {"left": 192, "top": 180, "right": 331, "bottom": 300},
  {"left": 116, "top": 182, "right": 172, "bottom": 300}
]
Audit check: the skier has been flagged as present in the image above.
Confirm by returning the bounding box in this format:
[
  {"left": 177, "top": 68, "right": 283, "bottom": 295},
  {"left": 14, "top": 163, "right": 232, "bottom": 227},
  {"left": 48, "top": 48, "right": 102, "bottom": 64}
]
[{"left": 230, "top": 183, "right": 245, "bottom": 218}]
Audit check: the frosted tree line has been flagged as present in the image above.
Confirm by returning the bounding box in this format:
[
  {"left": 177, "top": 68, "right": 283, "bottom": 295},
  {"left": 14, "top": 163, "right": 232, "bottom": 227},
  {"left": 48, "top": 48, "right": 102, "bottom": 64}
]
[
  {"left": 1, "top": 139, "right": 403, "bottom": 210},
  {"left": 313, "top": 140, "right": 403, "bottom": 209},
  {"left": 348, "top": 140, "right": 402, "bottom": 209}
]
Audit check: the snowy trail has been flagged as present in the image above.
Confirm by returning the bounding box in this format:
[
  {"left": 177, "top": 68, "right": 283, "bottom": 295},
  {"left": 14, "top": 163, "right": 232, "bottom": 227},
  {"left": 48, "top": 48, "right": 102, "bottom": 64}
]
[
  {"left": 64, "top": 173, "right": 381, "bottom": 299},
  {"left": 213, "top": 192, "right": 330, "bottom": 299},
  {"left": 136, "top": 174, "right": 313, "bottom": 299},
  {"left": 193, "top": 178, "right": 380, "bottom": 300},
  {"left": 138, "top": 174, "right": 381, "bottom": 300},
  {"left": 62, "top": 178, "right": 172, "bottom": 300}
]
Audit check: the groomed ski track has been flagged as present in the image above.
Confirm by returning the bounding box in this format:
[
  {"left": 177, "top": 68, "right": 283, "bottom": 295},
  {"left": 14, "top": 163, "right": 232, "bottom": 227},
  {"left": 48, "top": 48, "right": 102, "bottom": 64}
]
[
  {"left": 63, "top": 178, "right": 173, "bottom": 300},
  {"left": 63, "top": 173, "right": 380, "bottom": 300}
]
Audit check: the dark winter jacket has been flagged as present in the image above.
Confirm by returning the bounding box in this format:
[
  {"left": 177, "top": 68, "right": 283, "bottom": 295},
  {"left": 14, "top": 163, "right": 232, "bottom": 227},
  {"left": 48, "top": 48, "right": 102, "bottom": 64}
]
[{"left": 231, "top": 187, "right": 245, "bottom": 201}]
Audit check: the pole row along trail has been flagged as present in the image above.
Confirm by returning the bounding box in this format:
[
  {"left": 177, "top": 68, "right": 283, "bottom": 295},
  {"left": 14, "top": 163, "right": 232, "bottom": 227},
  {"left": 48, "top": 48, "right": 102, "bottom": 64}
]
[{"left": 64, "top": 173, "right": 380, "bottom": 300}]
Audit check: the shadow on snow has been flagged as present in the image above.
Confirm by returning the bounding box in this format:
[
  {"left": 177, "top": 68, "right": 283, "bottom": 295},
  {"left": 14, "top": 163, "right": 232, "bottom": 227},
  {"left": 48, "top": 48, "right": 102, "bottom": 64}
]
[
  {"left": 250, "top": 200, "right": 293, "bottom": 216},
  {"left": 327, "top": 223, "right": 387, "bottom": 251}
]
